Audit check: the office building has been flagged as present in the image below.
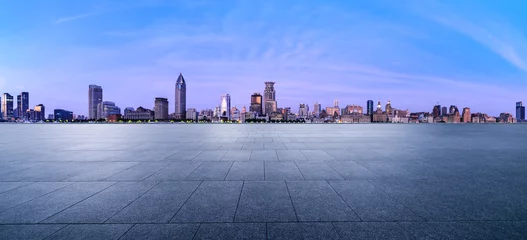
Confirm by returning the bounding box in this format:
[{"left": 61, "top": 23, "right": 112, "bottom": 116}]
[
  {"left": 442, "top": 106, "right": 448, "bottom": 116},
  {"left": 154, "top": 98, "right": 169, "bottom": 120},
  {"left": 88, "top": 85, "right": 103, "bottom": 119},
  {"left": 263, "top": 82, "right": 277, "bottom": 115},
  {"left": 174, "top": 73, "right": 186, "bottom": 120},
  {"left": 367, "top": 100, "right": 374, "bottom": 116},
  {"left": 34, "top": 104, "right": 45, "bottom": 121},
  {"left": 97, "top": 101, "right": 121, "bottom": 119},
  {"left": 432, "top": 105, "right": 441, "bottom": 118},
  {"left": 516, "top": 101, "right": 525, "bottom": 121},
  {"left": 313, "top": 102, "right": 321, "bottom": 118},
  {"left": 18, "top": 92, "right": 29, "bottom": 119},
  {"left": 462, "top": 107, "right": 471, "bottom": 123},
  {"left": 298, "top": 103, "right": 309, "bottom": 118},
  {"left": 54, "top": 109, "right": 73, "bottom": 121},
  {"left": 1, "top": 93, "right": 14, "bottom": 119},
  {"left": 220, "top": 94, "right": 231, "bottom": 120},
  {"left": 250, "top": 93, "right": 263, "bottom": 116},
  {"left": 186, "top": 108, "right": 198, "bottom": 122}
]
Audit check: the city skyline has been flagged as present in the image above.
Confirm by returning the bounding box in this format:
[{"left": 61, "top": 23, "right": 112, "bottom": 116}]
[{"left": 1, "top": 0, "right": 527, "bottom": 115}]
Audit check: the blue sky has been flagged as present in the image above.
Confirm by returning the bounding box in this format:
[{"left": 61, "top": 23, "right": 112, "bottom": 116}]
[{"left": 1, "top": 0, "right": 527, "bottom": 116}]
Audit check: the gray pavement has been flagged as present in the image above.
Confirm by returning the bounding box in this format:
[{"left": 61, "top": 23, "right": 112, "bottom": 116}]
[{"left": 0, "top": 124, "right": 526, "bottom": 239}]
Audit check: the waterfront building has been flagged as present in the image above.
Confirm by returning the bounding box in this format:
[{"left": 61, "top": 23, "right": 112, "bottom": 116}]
[
  {"left": 263, "top": 82, "right": 277, "bottom": 115},
  {"left": 174, "top": 73, "right": 186, "bottom": 120},
  {"left": 499, "top": 113, "right": 515, "bottom": 123},
  {"left": 34, "top": 104, "right": 45, "bottom": 121},
  {"left": 88, "top": 85, "right": 103, "bottom": 120},
  {"left": 154, "top": 98, "right": 169, "bottom": 120},
  {"left": 432, "top": 105, "right": 441, "bottom": 118},
  {"left": 220, "top": 94, "right": 231, "bottom": 120},
  {"left": 372, "top": 101, "right": 389, "bottom": 123},
  {"left": 516, "top": 101, "right": 525, "bottom": 121},
  {"left": 186, "top": 108, "right": 198, "bottom": 122},
  {"left": 462, "top": 107, "right": 471, "bottom": 123},
  {"left": 54, "top": 109, "right": 73, "bottom": 121},
  {"left": 1, "top": 93, "right": 14, "bottom": 120},
  {"left": 441, "top": 106, "right": 448, "bottom": 116},
  {"left": 342, "top": 105, "right": 363, "bottom": 115},
  {"left": 298, "top": 103, "right": 309, "bottom": 119},
  {"left": 385, "top": 100, "right": 393, "bottom": 116},
  {"left": 97, "top": 101, "right": 121, "bottom": 120},
  {"left": 123, "top": 106, "right": 154, "bottom": 120},
  {"left": 19, "top": 92, "right": 29, "bottom": 119},
  {"left": 313, "top": 102, "right": 321, "bottom": 118},
  {"left": 250, "top": 93, "right": 263, "bottom": 116}
]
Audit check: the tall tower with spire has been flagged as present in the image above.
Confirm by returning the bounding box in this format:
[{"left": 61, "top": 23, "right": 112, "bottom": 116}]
[{"left": 175, "top": 73, "right": 186, "bottom": 120}]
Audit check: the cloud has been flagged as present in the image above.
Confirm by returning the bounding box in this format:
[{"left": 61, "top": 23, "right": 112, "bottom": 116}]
[{"left": 55, "top": 12, "right": 98, "bottom": 24}]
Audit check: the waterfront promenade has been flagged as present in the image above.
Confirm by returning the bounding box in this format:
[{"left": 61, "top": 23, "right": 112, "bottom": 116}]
[{"left": 0, "top": 124, "right": 526, "bottom": 239}]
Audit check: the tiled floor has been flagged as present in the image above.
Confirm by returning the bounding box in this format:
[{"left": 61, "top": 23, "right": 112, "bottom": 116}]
[{"left": 0, "top": 124, "right": 527, "bottom": 239}]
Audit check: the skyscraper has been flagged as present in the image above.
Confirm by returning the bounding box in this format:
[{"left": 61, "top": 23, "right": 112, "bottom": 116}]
[
  {"left": 20, "top": 92, "right": 29, "bottom": 118},
  {"left": 88, "top": 85, "right": 103, "bottom": 119},
  {"left": 154, "top": 98, "right": 169, "bottom": 120},
  {"left": 34, "top": 104, "right": 45, "bottom": 121},
  {"left": 442, "top": 106, "right": 448, "bottom": 116},
  {"left": 250, "top": 93, "right": 263, "bottom": 116},
  {"left": 432, "top": 105, "right": 441, "bottom": 118},
  {"left": 1, "top": 93, "right": 14, "bottom": 119},
  {"left": 367, "top": 100, "right": 374, "bottom": 116},
  {"left": 16, "top": 94, "right": 21, "bottom": 118},
  {"left": 220, "top": 94, "right": 231, "bottom": 120},
  {"left": 298, "top": 103, "right": 309, "bottom": 118},
  {"left": 462, "top": 107, "right": 471, "bottom": 123},
  {"left": 54, "top": 109, "right": 73, "bottom": 121},
  {"left": 263, "top": 82, "right": 277, "bottom": 115},
  {"left": 174, "top": 73, "right": 186, "bottom": 120},
  {"left": 313, "top": 102, "right": 321, "bottom": 117},
  {"left": 516, "top": 101, "right": 525, "bottom": 121}
]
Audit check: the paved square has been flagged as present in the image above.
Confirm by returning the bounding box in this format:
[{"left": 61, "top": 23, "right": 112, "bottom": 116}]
[{"left": 0, "top": 124, "right": 526, "bottom": 239}]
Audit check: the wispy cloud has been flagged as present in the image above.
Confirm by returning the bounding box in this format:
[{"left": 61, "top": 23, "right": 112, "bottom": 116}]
[{"left": 55, "top": 12, "right": 98, "bottom": 24}]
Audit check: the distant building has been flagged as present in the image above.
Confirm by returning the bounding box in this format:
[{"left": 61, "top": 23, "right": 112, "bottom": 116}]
[
  {"left": 441, "top": 106, "right": 448, "bottom": 116},
  {"left": 97, "top": 101, "right": 121, "bottom": 120},
  {"left": 18, "top": 92, "right": 29, "bottom": 119},
  {"left": 199, "top": 109, "right": 214, "bottom": 121},
  {"left": 1, "top": 93, "right": 14, "bottom": 120},
  {"left": 47, "top": 114, "right": 54, "bottom": 120},
  {"left": 313, "top": 102, "right": 321, "bottom": 118},
  {"left": 432, "top": 105, "right": 441, "bottom": 118},
  {"left": 54, "top": 109, "right": 73, "bottom": 121},
  {"left": 123, "top": 106, "right": 154, "bottom": 120},
  {"left": 499, "top": 113, "right": 515, "bottom": 123},
  {"left": 186, "top": 108, "right": 198, "bottom": 122},
  {"left": 462, "top": 107, "right": 471, "bottom": 123},
  {"left": 298, "top": 104, "right": 309, "bottom": 119},
  {"left": 34, "top": 104, "right": 45, "bottom": 121},
  {"left": 154, "top": 98, "right": 169, "bottom": 120},
  {"left": 366, "top": 100, "right": 374, "bottom": 115},
  {"left": 250, "top": 93, "right": 263, "bottom": 116},
  {"left": 342, "top": 105, "right": 363, "bottom": 115},
  {"left": 220, "top": 94, "right": 231, "bottom": 120},
  {"left": 373, "top": 101, "right": 389, "bottom": 123},
  {"left": 263, "top": 82, "right": 277, "bottom": 115},
  {"left": 174, "top": 73, "right": 186, "bottom": 120},
  {"left": 385, "top": 100, "right": 393, "bottom": 116},
  {"left": 88, "top": 85, "right": 103, "bottom": 119},
  {"left": 516, "top": 101, "right": 525, "bottom": 121}
]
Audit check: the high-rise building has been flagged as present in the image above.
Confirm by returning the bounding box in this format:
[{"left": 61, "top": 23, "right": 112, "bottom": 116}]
[
  {"left": 432, "top": 105, "right": 441, "bottom": 118},
  {"left": 174, "top": 73, "right": 186, "bottom": 120},
  {"left": 442, "top": 106, "right": 448, "bottom": 116},
  {"left": 34, "top": 104, "right": 45, "bottom": 121},
  {"left": 19, "top": 92, "right": 29, "bottom": 118},
  {"left": 313, "top": 102, "right": 321, "bottom": 118},
  {"left": 54, "top": 109, "right": 73, "bottom": 121},
  {"left": 186, "top": 108, "right": 198, "bottom": 122},
  {"left": 220, "top": 94, "right": 231, "bottom": 120},
  {"left": 462, "top": 107, "right": 471, "bottom": 123},
  {"left": 250, "top": 93, "right": 263, "bottom": 116},
  {"left": 154, "top": 98, "right": 169, "bottom": 120},
  {"left": 97, "top": 101, "right": 121, "bottom": 119},
  {"left": 263, "top": 82, "right": 277, "bottom": 115},
  {"left": 385, "top": 100, "right": 393, "bottom": 116},
  {"left": 298, "top": 103, "right": 309, "bottom": 118},
  {"left": 516, "top": 101, "right": 525, "bottom": 121},
  {"left": 1, "top": 93, "right": 14, "bottom": 119},
  {"left": 449, "top": 105, "right": 458, "bottom": 115},
  {"left": 88, "top": 85, "right": 103, "bottom": 119},
  {"left": 16, "top": 94, "right": 21, "bottom": 118},
  {"left": 367, "top": 100, "right": 374, "bottom": 116}
]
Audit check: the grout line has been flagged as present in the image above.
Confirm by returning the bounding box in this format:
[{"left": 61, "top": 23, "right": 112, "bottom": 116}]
[
  {"left": 223, "top": 161, "right": 235, "bottom": 181},
  {"left": 292, "top": 161, "right": 306, "bottom": 180},
  {"left": 103, "top": 181, "right": 162, "bottom": 223},
  {"left": 168, "top": 181, "right": 204, "bottom": 223},
  {"left": 191, "top": 223, "right": 202, "bottom": 240},
  {"left": 326, "top": 180, "right": 363, "bottom": 222},
  {"left": 284, "top": 181, "right": 300, "bottom": 222},
  {"left": 233, "top": 181, "right": 245, "bottom": 222},
  {"left": 117, "top": 223, "right": 136, "bottom": 240}
]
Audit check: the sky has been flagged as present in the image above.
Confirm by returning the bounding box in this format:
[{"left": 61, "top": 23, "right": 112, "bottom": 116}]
[{"left": 1, "top": 0, "right": 527, "bottom": 116}]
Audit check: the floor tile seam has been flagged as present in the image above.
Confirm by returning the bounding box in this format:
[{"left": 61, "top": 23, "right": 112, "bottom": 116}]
[
  {"left": 330, "top": 222, "right": 342, "bottom": 238},
  {"left": 103, "top": 181, "right": 162, "bottom": 224},
  {"left": 168, "top": 181, "right": 204, "bottom": 223},
  {"left": 38, "top": 181, "right": 120, "bottom": 224},
  {"left": 325, "top": 180, "right": 363, "bottom": 222},
  {"left": 140, "top": 161, "right": 173, "bottom": 181},
  {"left": 265, "top": 222, "right": 269, "bottom": 240},
  {"left": 396, "top": 221, "right": 422, "bottom": 240},
  {"left": 0, "top": 181, "right": 76, "bottom": 215},
  {"left": 263, "top": 161, "right": 266, "bottom": 180},
  {"left": 233, "top": 181, "right": 246, "bottom": 222},
  {"left": 191, "top": 223, "right": 203, "bottom": 240},
  {"left": 183, "top": 162, "right": 206, "bottom": 181},
  {"left": 0, "top": 181, "right": 34, "bottom": 195},
  {"left": 99, "top": 162, "right": 144, "bottom": 181},
  {"left": 222, "top": 161, "right": 236, "bottom": 181},
  {"left": 292, "top": 161, "right": 306, "bottom": 180},
  {"left": 41, "top": 223, "right": 70, "bottom": 240},
  {"left": 57, "top": 162, "right": 113, "bottom": 182},
  {"left": 284, "top": 181, "right": 300, "bottom": 222},
  {"left": 365, "top": 179, "right": 428, "bottom": 221},
  {"left": 117, "top": 223, "right": 136, "bottom": 240},
  {"left": 323, "top": 160, "right": 346, "bottom": 180},
  {"left": 349, "top": 159, "right": 382, "bottom": 179}
]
